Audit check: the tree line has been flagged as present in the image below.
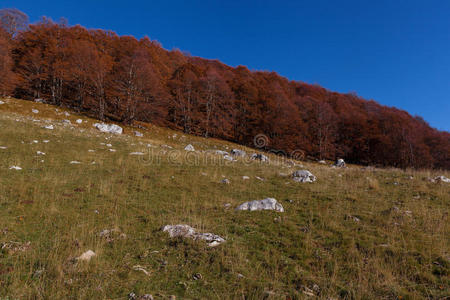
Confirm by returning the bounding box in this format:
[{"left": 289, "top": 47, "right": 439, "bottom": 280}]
[{"left": 0, "top": 9, "right": 449, "bottom": 169}]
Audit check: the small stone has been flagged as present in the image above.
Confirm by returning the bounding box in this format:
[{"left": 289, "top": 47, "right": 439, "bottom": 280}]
[
  {"left": 184, "top": 144, "right": 195, "bottom": 151},
  {"left": 32, "top": 109, "right": 39, "bottom": 114},
  {"left": 76, "top": 119, "right": 83, "bottom": 124},
  {"left": 77, "top": 250, "right": 96, "bottom": 261}
]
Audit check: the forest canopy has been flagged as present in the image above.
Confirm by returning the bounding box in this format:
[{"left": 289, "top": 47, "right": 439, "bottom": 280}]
[{"left": 1, "top": 9, "right": 449, "bottom": 169}]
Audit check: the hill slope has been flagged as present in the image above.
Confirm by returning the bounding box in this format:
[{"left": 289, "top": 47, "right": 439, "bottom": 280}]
[
  {"left": 0, "top": 98, "right": 449, "bottom": 299},
  {"left": 0, "top": 19, "right": 449, "bottom": 169}
]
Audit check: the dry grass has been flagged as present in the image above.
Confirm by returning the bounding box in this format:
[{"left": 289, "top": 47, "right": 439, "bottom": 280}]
[{"left": 0, "top": 98, "right": 449, "bottom": 299}]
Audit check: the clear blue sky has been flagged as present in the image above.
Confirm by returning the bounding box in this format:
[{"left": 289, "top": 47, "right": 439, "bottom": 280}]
[{"left": 2, "top": 0, "right": 450, "bottom": 131}]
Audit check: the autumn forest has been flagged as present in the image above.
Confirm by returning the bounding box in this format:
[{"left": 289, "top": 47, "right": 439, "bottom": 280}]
[{"left": 0, "top": 9, "right": 449, "bottom": 169}]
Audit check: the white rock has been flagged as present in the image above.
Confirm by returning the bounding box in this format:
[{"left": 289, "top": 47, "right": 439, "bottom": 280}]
[
  {"left": 214, "top": 150, "right": 229, "bottom": 156},
  {"left": 64, "top": 112, "right": 70, "bottom": 117},
  {"left": 0, "top": 146, "right": 7, "bottom": 149},
  {"left": 231, "top": 149, "right": 246, "bottom": 157},
  {"left": 435, "top": 175, "right": 450, "bottom": 183},
  {"left": 162, "top": 225, "right": 225, "bottom": 247},
  {"left": 76, "top": 119, "right": 83, "bottom": 124},
  {"left": 88, "top": 149, "right": 95, "bottom": 152},
  {"left": 318, "top": 160, "right": 326, "bottom": 164},
  {"left": 221, "top": 179, "right": 230, "bottom": 184},
  {"left": 9, "top": 166, "right": 22, "bottom": 170},
  {"left": 109, "top": 149, "right": 116, "bottom": 152},
  {"left": 134, "top": 131, "right": 143, "bottom": 137},
  {"left": 106, "top": 144, "right": 112, "bottom": 147},
  {"left": 70, "top": 161, "right": 81, "bottom": 164},
  {"left": 32, "top": 109, "right": 39, "bottom": 114},
  {"left": 242, "top": 176, "right": 250, "bottom": 180},
  {"left": 43, "top": 140, "right": 49, "bottom": 143},
  {"left": 32, "top": 140, "right": 38, "bottom": 144},
  {"left": 36, "top": 151, "right": 45, "bottom": 155},
  {"left": 292, "top": 170, "right": 317, "bottom": 183},
  {"left": 62, "top": 119, "right": 71, "bottom": 124},
  {"left": 334, "top": 158, "right": 346, "bottom": 168},
  {"left": 184, "top": 144, "right": 195, "bottom": 151},
  {"left": 223, "top": 155, "right": 234, "bottom": 161},
  {"left": 0, "top": 100, "right": 4, "bottom": 105},
  {"left": 34, "top": 98, "right": 44, "bottom": 103},
  {"left": 44, "top": 125, "right": 54, "bottom": 130},
  {"left": 129, "top": 152, "right": 145, "bottom": 155},
  {"left": 77, "top": 250, "right": 96, "bottom": 261},
  {"left": 93, "top": 123, "right": 123, "bottom": 134},
  {"left": 236, "top": 198, "right": 284, "bottom": 212},
  {"left": 251, "top": 153, "right": 269, "bottom": 162}
]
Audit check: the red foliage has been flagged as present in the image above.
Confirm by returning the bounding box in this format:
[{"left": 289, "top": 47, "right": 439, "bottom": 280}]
[{"left": 2, "top": 15, "right": 449, "bottom": 169}]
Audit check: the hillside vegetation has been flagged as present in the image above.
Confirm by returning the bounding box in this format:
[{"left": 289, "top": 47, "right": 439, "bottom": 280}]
[
  {"left": 0, "top": 11, "right": 449, "bottom": 169},
  {"left": 0, "top": 98, "right": 449, "bottom": 299}
]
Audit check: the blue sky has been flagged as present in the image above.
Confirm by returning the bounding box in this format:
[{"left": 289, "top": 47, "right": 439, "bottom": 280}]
[{"left": 2, "top": 0, "right": 449, "bottom": 131}]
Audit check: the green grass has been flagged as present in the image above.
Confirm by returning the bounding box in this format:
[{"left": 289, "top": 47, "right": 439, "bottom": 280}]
[{"left": 0, "top": 98, "right": 449, "bottom": 299}]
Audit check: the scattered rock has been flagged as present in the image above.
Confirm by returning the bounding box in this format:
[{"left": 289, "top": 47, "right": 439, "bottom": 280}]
[
  {"left": 231, "top": 149, "right": 246, "bottom": 157},
  {"left": 88, "top": 149, "right": 95, "bottom": 152},
  {"left": 318, "top": 160, "right": 326, "bottom": 164},
  {"left": 221, "top": 178, "right": 230, "bottom": 184},
  {"left": 162, "top": 224, "right": 225, "bottom": 247},
  {"left": 134, "top": 131, "right": 143, "bottom": 137},
  {"left": 32, "top": 109, "right": 39, "bottom": 114},
  {"left": 77, "top": 250, "right": 96, "bottom": 261},
  {"left": 255, "top": 176, "right": 265, "bottom": 181},
  {"left": 129, "top": 152, "right": 145, "bottom": 155},
  {"left": 44, "top": 125, "right": 54, "bottom": 130},
  {"left": 0, "top": 100, "right": 4, "bottom": 105},
  {"left": 251, "top": 153, "right": 269, "bottom": 162},
  {"left": 345, "top": 214, "right": 360, "bottom": 222},
  {"left": 0, "top": 146, "right": 7, "bottom": 149},
  {"left": 70, "top": 161, "right": 81, "bottom": 164},
  {"left": 9, "top": 166, "right": 22, "bottom": 170},
  {"left": 242, "top": 176, "right": 250, "bottom": 180},
  {"left": 34, "top": 98, "right": 44, "bottom": 103},
  {"left": 223, "top": 155, "right": 234, "bottom": 161},
  {"left": 1, "top": 241, "right": 31, "bottom": 253},
  {"left": 292, "top": 170, "right": 316, "bottom": 183},
  {"left": 435, "top": 176, "right": 450, "bottom": 183},
  {"left": 62, "top": 119, "right": 71, "bottom": 124},
  {"left": 76, "top": 119, "right": 83, "bottom": 124},
  {"left": 192, "top": 273, "right": 202, "bottom": 280},
  {"left": 333, "top": 158, "right": 346, "bottom": 168},
  {"left": 184, "top": 144, "right": 195, "bottom": 151},
  {"left": 109, "top": 149, "right": 116, "bottom": 152},
  {"left": 236, "top": 198, "right": 284, "bottom": 212},
  {"left": 132, "top": 265, "right": 151, "bottom": 276},
  {"left": 93, "top": 123, "right": 123, "bottom": 134},
  {"left": 214, "top": 150, "right": 229, "bottom": 156},
  {"left": 36, "top": 151, "right": 45, "bottom": 155}
]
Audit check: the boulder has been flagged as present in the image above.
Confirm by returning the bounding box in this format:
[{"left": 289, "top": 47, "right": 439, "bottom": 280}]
[
  {"left": 435, "top": 175, "right": 450, "bottom": 183},
  {"left": 162, "top": 224, "right": 225, "bottom": 247},
  {"left": 184, "top": 144, "right": 195, "bottom": 151},
  {"left": 236, "top": 198, "right": 284, "bottom": 212},
  {"left": 334, "top": 158, "right": 346, "bottom": 168},
  {"left": 231, "top": 149, "right": 246, "bottom": 157},
  {"left": 93, "top": 123, "right": 123, "bottom": 134},
  {"left": 292, "top": 170, "right": 316, "bottom": 183}
]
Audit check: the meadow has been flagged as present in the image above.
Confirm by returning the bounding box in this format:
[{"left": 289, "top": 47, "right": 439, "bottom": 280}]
[{"left": 0, "top": 98, "right": 449, "bottom": 299}]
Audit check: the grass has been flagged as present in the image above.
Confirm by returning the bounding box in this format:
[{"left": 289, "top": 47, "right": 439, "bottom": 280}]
[{"left": 0, "top": 97, "right": 449, "bottom": 299}]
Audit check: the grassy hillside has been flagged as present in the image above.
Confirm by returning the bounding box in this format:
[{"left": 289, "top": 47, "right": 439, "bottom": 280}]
[{"left": 0, "top": 98, "right": 449, "bottom": 299}]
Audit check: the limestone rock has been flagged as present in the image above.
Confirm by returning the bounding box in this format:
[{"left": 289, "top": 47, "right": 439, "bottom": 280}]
[
  {"left": 292, "top": 170, "right": 316, "bottom": 183},
  {"left": 236, "top": 198, "right": 284, "bottom": 212}
]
